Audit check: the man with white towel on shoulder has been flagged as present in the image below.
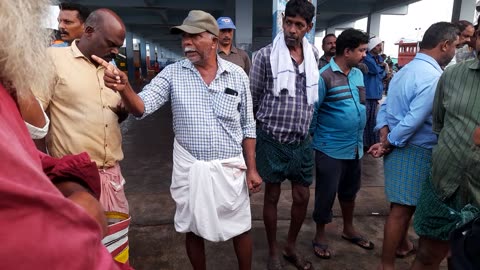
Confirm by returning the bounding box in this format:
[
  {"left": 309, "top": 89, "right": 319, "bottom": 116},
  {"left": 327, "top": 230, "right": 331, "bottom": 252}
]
[
  {"left": 93, "top": 9, "right": 262, "bottom": 270},
  {"left": 250, "top": 0, "right": 319, "bottom": 269}
]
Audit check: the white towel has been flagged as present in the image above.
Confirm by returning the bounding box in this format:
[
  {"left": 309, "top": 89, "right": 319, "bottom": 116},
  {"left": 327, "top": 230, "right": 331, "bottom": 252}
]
[
  {"left": 170, "top": 139, "right": 251, "bottom": 242},
  {"left": 269, "top": 31, "right": 319, "bottom": 105}
]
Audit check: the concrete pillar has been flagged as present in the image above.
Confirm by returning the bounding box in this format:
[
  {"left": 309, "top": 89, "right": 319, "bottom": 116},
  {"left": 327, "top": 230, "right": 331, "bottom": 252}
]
[
  {"left": 235, "top": 0, "right": 253, "bottom": 53},
  {"left": 452, "top": 0, "right": 477, "bottom": 22},
  {"left": 149, "top": 42, "right": 156, "bottom": 65},
  {"left": 367, "top": 12, "right": 381, "bottom": 37},
  {"left": 125, "top": 30, "right": 135, "bottom": 83},
  {"left": 139, "top": 38, "right": 147, "bottom": 79},
  {"left": 326, "top": 27, "right": 336, "bottom": 34},
  {"left": 273, "top": 0, "right": 317, "bottom": 44}
]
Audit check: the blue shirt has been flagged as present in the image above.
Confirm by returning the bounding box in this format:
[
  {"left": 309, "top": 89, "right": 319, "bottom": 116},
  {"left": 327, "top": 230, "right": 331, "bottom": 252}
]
[
  {"left": 138, "top": 57, "right": 256, "bottom": 161},
  {"left": 310, "top": 58, "right": 367, "bottom": 160},
  {"left": 375, "top": 53, "right": 442, "bottom": 149},
  {"left": 363, "top": 52, "right": 386, "bottom": 99}
]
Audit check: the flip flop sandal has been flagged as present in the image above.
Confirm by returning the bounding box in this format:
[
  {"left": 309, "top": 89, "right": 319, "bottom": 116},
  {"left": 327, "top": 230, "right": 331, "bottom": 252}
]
[
  {"left": 311, "top": 241, "right": 331, "bottom": 259},
  {"left": 282, "top": 251, "right": 314, "bottom": 270},
  {"left": 341, "top": 235, "right": 375, "bottom": 250}
]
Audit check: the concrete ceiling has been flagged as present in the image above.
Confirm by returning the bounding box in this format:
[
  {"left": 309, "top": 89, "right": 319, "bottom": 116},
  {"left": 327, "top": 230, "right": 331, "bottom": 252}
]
[{"left": 63, "top": 0, "right": 420, "bottom": 57}]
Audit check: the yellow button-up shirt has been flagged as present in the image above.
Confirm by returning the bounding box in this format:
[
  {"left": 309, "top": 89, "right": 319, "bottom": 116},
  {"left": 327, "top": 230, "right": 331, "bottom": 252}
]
[{"left": 36, "top": 41, "right": 123, "bottom": 167}]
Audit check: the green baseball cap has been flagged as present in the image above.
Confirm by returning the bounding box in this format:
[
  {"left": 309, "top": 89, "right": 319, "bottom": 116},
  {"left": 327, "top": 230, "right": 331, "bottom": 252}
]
[{"left": 171, "top": 10, "right": 219, "bottom": 36}]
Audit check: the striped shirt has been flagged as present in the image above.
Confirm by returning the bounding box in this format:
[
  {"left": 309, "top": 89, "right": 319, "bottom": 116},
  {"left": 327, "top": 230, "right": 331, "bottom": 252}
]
[
  {"left": 318, "top": 54, "right": 329, "bottom": 69},
  {"left": 138, "top": 57, "right": 256, "bottom": 161},
  {"left": 310, "top": 57, "right": 366, "bottom": 159},
  {"left": 431, "top": 58, "right": 480, "bottom": 206},
  {"left": 250, "top": 43, "right": 319, "bottom": 143}
]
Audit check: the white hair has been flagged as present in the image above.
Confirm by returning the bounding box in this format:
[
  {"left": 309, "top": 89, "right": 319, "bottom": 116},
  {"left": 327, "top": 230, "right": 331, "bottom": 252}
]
[{"left": 0, "top": 0, "right": 54, "bottom": 98}]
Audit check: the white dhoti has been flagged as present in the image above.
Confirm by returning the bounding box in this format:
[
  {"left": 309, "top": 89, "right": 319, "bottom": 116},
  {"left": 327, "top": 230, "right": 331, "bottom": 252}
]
[{"left": 171, "top": 139, "right": 252, "bottom": 242}]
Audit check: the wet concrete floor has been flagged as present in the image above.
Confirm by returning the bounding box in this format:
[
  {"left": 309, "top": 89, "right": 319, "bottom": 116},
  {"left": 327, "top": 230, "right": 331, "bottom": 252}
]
[{"left": 120, "top": 103, "right": 447, "bottom": 270}]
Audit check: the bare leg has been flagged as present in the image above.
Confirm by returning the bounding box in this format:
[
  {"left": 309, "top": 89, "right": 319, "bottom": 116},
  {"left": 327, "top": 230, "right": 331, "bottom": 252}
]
[
  {"left": 410, "top": 236, "right": 449, "bottom": 270},
  {"left": 340, "top": 199, "right": 356, "bottom": 236},
  {"left": 185, "top": 232, "right": 206, "bottom": 270},
  {"left": 233, "top": 231, "right": 253, "bottom": 270},
  {"left": 263, "top": 183, "right": 282, "bottom": 258},
  {"left": 377, "top": 203, "right": 415, "bottom": 270},
  {"left": 313, "top": 222, "right": 330, "bottom": 257},
  {"left": 284, "top": 183, "right": 310, "bottom": 255}
]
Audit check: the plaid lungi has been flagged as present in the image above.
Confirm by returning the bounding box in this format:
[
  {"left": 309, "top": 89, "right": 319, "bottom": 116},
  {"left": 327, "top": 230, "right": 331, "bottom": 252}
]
[
  {"left": 363, "top": 99, "right": 379, "bottom": 148},
  {"left": 384, "top": 144, "right": 431, "bottom": 205},
  {"left": 414, "top": 177, "right": 480, "bottom": 241}
]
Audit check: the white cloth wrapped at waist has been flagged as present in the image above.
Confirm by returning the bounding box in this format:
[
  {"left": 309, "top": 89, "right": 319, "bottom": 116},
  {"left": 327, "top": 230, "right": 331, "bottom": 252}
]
[{"left": 171, "top": 139, "right": 251, "bottom": 242}]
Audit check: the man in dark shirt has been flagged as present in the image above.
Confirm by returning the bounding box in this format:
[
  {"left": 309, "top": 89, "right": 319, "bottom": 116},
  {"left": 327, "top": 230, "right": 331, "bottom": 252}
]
[{"left": 216, "top": 16, "right": 251, "bottom": 75}]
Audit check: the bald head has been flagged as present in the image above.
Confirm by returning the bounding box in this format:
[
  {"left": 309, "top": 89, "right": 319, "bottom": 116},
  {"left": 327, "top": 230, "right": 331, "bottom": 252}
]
[
  {"left": 78, "top": 9, "right": 126, "bottom": 65},
  {"left": 85, "top": 8, "right": 125, "bottom": 33}
]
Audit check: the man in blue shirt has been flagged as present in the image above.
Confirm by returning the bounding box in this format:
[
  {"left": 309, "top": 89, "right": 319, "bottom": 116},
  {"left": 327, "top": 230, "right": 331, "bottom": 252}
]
[
  {"left": 368, "top": 22, "right": 459, "bottom": 270},
  {"left": 310, "top": 28, "right": 373, "bottom": 259},
  {"left": 362, "top": 37, "right": 387, "bottom": 150}
]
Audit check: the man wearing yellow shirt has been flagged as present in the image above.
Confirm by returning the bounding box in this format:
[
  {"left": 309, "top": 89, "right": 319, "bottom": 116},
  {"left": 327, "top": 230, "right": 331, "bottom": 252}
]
[{"left": 34, "top": 9, "right": 134, "bottom": 269}]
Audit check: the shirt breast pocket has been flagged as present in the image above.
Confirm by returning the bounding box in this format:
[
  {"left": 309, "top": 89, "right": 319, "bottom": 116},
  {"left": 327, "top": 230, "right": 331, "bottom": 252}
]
[{"left": 213, "top": 92, "right": 241, "bottom": 123}]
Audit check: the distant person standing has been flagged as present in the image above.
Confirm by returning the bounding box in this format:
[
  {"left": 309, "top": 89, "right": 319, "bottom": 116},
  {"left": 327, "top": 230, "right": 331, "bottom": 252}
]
[
  {"left": 452, "top": 20, "right": 475, "bottom": 64},
  {"left": 318, "top": 34, "right": 336, "bottom": 69},
  {"left": 53, "top": 3, "right": 91, "bottom": 47},
  {"left": 217, "top": 16, "right": 251, "bottom": 75},
  {"left": 362, "top": 37, "right": 387, "bottom": 150}
]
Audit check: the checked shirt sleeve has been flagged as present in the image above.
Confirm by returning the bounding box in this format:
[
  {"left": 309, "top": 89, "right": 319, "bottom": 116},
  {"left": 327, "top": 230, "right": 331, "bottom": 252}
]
[
  {"left": 137, "top": 68, "right": 171, "bottom": 119},
  {"left": 239, "top": 72, "right": 256, "bottom": 139}
]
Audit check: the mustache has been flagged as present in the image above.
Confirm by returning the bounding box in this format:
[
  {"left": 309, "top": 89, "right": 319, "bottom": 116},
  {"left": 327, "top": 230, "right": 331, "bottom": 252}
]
[
  {"left": 59, "top": 29, "right": 68, "bottom": 35},
  {"left": 184, "top": 47, "right": 196, "bottom": 53}
]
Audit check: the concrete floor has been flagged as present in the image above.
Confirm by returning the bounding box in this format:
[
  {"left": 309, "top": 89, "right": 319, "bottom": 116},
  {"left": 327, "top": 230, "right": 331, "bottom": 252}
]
[{"left": 120, "top": 104, "right": 447, "bottom": 270}]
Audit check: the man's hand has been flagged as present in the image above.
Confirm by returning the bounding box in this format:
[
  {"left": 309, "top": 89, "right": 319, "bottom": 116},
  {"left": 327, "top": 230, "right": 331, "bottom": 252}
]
[
  {"left": 473, "top": 126, "right": 480, "bottom": 146},
  {"left": 246, "top": 169, "right": 262, "bottom": 193},
  {"left": 55, "top": 181, "right": 108, "bottom": 237},
  {"left": 91, "top": 55, "right": 128, "bottom": 92},
  {"left": 368, "top": 143, "right": 386, "bottom": 158},
  {"left": 109, "top": 100, "right": 129, "bottom": 123}
]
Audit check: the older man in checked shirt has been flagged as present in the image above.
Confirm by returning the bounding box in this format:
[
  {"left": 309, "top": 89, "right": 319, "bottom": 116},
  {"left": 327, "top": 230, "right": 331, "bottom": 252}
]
[{"left": 94, "top": 10, "right": 262, "bottom": 270}]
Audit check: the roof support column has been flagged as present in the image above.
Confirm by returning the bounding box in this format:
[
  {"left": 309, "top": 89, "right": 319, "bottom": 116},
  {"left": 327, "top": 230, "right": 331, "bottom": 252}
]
[
  {"left": 273, "top": 0, "right": 317, "bottom": 44},
  {"left": 149, "top": 42, "right": 156, "bottom": 64},
  {"left": 326, "top": 27, "right": 336, "bottom": 34},
  {"left": 139, "top": 38, "right": 147, "bottom": 80},
  {"left": 125, "top": 30, "right": 135, "bottom": 83},
  {"left": 235, "top": 0, "right": 253, "bottom": 53},
  {"left": 452, "top": 0, "right": 477, "bottom": 22},
  {"left": 367, "top": 12, "right": 381, "bottom": 37}
]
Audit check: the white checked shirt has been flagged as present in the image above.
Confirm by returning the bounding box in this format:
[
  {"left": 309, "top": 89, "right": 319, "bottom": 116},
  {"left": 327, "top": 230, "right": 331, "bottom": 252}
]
[{"left": 138, "top": 57, "right": 256, "bottom": 161}]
